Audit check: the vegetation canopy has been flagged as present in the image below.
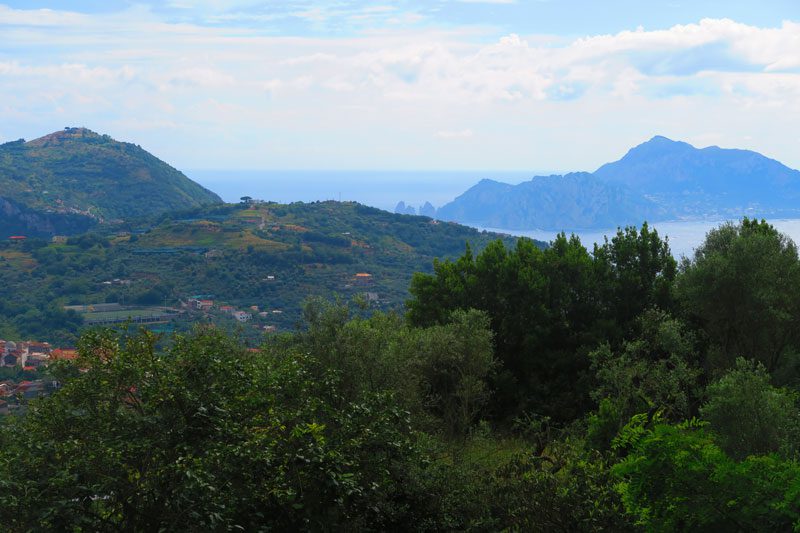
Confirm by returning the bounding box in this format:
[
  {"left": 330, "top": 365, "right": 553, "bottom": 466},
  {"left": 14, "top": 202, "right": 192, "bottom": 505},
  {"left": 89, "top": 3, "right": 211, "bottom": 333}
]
[{"left": 3, "top": 218, "right": 800, "bottom": 530}]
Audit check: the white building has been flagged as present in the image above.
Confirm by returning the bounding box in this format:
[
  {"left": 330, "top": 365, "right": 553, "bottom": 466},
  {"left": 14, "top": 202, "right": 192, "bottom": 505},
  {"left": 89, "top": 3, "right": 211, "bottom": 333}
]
[{"left": 233, "top": 311, "right": 252, "bottom": 322}]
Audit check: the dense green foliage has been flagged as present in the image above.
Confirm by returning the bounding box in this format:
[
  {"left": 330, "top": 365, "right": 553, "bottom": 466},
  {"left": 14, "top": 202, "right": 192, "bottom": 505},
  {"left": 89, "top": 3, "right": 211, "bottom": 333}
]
[
  {"left": 0, "top": 128, "right": 220, "bottom": 235},
  {"left": 677, "top": 218, "right": 800, "bottom": 379},
  {"left": 700, "top": 358, "right": 800, "bottom": 460},
  {"left": 5, "top": 217, "right": 800, "bottom": 530},
  {"left": 1, "top": 326, "right": 429, "bottom": 530},
  {"left": 613, "top": 417, "right": 800, "bottom": 531},
  {"left": 407, "top": 222, "right": 676, "bottom": 421}
]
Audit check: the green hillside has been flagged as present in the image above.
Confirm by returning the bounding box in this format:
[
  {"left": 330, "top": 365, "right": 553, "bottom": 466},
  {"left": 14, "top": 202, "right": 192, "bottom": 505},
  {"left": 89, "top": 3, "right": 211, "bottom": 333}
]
[
  {"left": 0, "top": 127, "right": 221, "bottom": 234},
  {"left": 0, "top": 200, "right": 528, "bottom": 343}
]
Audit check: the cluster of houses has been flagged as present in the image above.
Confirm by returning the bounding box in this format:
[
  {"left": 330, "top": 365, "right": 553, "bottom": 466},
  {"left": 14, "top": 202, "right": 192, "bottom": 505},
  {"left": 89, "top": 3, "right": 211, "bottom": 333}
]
[
  {"left": 0, "top": 339, "right": 77, "bottom": 369},
  {"left": 0, "top": 339, "right": 77, "bottom": 415},
  {"left": 185, "top": 296, "right": 279, "bottom": 331},
  {"left": 0, "top": 380, "right": 49, "bottom": 414}
]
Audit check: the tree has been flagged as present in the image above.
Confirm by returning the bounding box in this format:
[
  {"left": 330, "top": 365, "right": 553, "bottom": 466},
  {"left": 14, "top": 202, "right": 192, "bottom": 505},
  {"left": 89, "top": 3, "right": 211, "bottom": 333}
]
[
  {"left": 613, "top": 417, "right": 800, "bottom": 531},
  {"left": 487, "top": 440, "right": 635, "bottom": 532},
  {"left": 414, "top": 309, "right": 494, "bottom": 436},
  {"left": 0, "top": 327, "right": 429, "bottom": 531},
  {"left": 593, "top": 222, "right": 677, "bottom": 341},
  {"left": 700, "top": 358, "right": 800, "bottom": 460},
  {"left": 676, "top": 218, "right": 800, "bottom": 380},
  {"left": 283, "top": 298, "right": 495, "bottom": 436},
  {"left": 408, "top": 225, "right": 677, "bottom": 423},
  {"left": 407, "top": 242, "right": 477, "bottom": 328},
  {"left": 587, "top": 309, "right": 701, "bottom": 451}
]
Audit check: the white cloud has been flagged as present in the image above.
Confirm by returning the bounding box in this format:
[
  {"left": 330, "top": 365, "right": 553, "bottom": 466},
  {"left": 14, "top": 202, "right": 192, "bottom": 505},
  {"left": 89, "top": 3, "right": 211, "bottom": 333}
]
[
  {"left": 168, "top": 67, "right": 236, "bottom": 88},
  {"left": 0, "top": 8, "right": 798, "bottom": 169},
  {"left": 0, "top": 5, "right": 88, "bottom": 26},
  {"left": 437, "top": 129, "right": 474, "bottom": 138}
]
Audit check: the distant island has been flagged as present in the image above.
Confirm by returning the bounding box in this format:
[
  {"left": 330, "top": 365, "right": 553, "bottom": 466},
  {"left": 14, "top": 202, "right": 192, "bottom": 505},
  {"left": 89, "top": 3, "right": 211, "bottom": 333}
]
[
  {"left": 434, "top": 136, "right": 800, "bottom": 230},
  {"left": 394, "top": 200, "right": 436, "bottom": 218}
]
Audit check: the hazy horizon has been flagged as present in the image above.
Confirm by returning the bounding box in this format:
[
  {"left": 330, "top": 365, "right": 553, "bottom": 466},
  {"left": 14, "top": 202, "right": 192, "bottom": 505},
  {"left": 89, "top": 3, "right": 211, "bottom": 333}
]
[{"left": 186, "top": 169, "right": 544, "bottom": 211}]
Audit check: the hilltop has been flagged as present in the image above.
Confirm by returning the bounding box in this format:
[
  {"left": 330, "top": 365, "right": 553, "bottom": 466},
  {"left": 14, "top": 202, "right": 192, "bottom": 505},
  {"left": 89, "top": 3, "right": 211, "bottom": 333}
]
[
  {"left": 437, "top": 136, "right": 800, "bottom": 230},
  {"left": 0, "top": 200, "right": 527, "bottom": 343},
  {"left": 0, "top": 128, "right": 221, "bottom": 237},
  {"left": 595, "top": 136, "right": 800, "bottom": 216}
]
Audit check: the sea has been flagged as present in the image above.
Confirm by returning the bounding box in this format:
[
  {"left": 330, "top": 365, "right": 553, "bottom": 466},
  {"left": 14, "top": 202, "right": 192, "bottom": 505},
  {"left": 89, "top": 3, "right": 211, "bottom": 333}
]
[
  {"left": 481, "top": 219, "right": 800, "bottom": 259},
  {"left": 187, "top": 169, "right": 800, "bottom": 259},
  {"left": 187, "top": 169, "right": 536, "bottom": 212}
]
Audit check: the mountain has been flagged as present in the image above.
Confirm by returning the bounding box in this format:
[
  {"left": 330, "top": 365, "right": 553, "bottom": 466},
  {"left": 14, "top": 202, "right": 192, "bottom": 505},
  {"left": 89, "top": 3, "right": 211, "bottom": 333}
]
[
  {"left": 437, "top": 137, "right": 800, "bottom": 230},
  {"left": 437, "top": 173, "right": 666, "bottom": 230},
  {"left": 0, "top": 127, "right": 221, "bottom": 237},
  {"left": 594, "top": 136, "right": 800, "bottom": 217}
]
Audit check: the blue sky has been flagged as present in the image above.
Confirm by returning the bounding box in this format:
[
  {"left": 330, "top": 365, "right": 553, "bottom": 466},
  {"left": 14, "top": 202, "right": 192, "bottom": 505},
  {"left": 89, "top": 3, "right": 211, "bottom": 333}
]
[
  {"left": 4, "top": 1, "right": 795, "bottom": 36},
  {"left": 1, "top": 1, "right": 799, "bottom": 171}
]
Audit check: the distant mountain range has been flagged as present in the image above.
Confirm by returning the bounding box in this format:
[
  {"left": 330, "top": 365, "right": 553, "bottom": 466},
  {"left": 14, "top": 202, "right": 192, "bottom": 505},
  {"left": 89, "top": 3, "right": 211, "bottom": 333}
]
[
  {"left": 436, "top": 136, "right": 800, "bottom": 230},
  {"left": 0, "top": 128, "right": 221, "bottom": 237}
]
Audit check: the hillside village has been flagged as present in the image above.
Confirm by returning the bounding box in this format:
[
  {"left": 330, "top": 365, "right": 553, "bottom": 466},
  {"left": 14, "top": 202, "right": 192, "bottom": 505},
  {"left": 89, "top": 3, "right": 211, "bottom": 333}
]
[
  {"left": 184, "top": 296, "right": 279, "bottom": 332},
  {"left": 0, "top": 338, "right": 76, "bottom": 415}
]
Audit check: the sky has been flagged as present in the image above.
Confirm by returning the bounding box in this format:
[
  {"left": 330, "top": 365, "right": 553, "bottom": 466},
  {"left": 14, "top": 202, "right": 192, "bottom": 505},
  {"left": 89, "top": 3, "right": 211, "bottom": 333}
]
[{"left": 1, "top": 1, "right": 799, "bottom": 171}]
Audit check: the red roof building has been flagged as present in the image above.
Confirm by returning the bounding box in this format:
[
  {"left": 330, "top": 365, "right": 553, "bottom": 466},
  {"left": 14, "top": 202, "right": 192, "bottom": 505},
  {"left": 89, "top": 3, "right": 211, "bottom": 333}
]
[{"left": 50, "top": 348, "right": 79, "bottom": 361}]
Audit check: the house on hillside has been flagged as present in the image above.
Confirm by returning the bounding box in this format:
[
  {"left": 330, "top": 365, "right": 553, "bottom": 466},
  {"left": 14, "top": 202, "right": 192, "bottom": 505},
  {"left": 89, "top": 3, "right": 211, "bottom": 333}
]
[
  {"left": 16, "top": 380, "right": 45, "bottom": 399},
  {"left": 25, "top": 356, "right": 47, "bottom": 368},
  {"left": 26, "top": 341, "right": 51, "bottom": 355},
  {"left": 233, "top": 311, "right": 252, "bottom": 323},
  {"left": 50, "top": 348, "right": 78, "bottom": 361},
  {"left": 188, "top": 298, "right": 214, "bottom": 311},
  {"left": 354, "top": 272, "right": 373, "bottom": 285}
]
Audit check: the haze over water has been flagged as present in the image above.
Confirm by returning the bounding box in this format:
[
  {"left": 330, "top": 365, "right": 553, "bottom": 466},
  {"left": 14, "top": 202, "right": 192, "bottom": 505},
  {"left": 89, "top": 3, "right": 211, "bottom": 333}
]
[
  {"left": 485, "top": 219, "right": 800, "bottom": 259},
  {"left": 188, "top": 169, "right": 537, "bottom": 212},
  {"left": 189, "top": 169, "right": 800, "bottom": 259}
]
